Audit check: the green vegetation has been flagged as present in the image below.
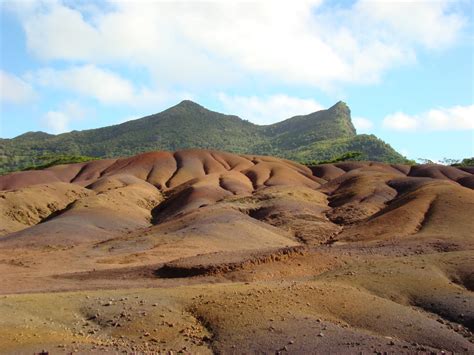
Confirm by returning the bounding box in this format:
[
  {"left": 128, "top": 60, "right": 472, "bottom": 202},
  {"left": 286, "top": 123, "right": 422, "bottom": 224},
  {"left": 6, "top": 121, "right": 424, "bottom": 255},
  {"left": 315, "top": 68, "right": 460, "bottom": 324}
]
[
  {"left": 303, "top": 151, "right": 363, "bottom": 165},
  {"left": 442, "top": 157, "right": 474, "bottom": 167},
  {"left": 21, "top": 155, "right": 99, "bottom": 171},
  {"left": 0, "top": 100, "right": 410, "bottom": 174},
  {"left": 416, "top": 157, "right": 474, "bottom": 167},
  {"left": 456, "top": 157, "right": 474, "bottom": 167},
  {"left": 286, "top": 134, "right": 415, "bottom": 165}
]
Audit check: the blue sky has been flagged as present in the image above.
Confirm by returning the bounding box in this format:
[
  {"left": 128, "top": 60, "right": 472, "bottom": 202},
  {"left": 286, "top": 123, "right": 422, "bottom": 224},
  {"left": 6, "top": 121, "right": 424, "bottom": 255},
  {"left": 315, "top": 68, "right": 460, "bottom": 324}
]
[{"left": 0, "top": 0, "right": 473, "bottom": 162}]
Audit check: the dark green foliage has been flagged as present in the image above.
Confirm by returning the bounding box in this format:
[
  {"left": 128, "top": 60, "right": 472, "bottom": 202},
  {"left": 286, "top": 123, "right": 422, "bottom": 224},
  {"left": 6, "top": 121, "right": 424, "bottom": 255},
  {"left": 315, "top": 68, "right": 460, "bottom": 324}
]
[
  {"left": 286, "top": 134, "right": 410, "bottom": 164},
  {"left": 21, "top": 155, "right": 99, "bottom": 171},
  {"left": 447, "top": 157, "right": 474, "bottom": 167},
  {"left": 416, "top": 157, "right": 474, "bottom": 167},
  {"left": 457, "top": 157, "right": 474, "bottom": 167},
  {"left": 0, "top": 100, "right": 409, "bottom": 174},
  {"left": 260, "top": 101, "right": 356, "bottom": 150},
  {"left": 303, "top": 151, "right": 363, "bottom": 165}
]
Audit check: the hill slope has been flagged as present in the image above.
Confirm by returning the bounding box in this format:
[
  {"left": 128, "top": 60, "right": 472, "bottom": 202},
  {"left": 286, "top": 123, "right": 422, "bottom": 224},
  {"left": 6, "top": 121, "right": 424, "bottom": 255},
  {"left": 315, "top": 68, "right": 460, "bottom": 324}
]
[{"left": 0, "top": 100, "right": 407, "bottom": 173}]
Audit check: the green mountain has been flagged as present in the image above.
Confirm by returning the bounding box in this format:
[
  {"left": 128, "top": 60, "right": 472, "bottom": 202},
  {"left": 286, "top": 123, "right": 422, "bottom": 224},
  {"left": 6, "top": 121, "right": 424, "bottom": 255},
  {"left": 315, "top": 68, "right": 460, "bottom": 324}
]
[{"left": 0, "top": 100, "right": 408, "bottom": 173}]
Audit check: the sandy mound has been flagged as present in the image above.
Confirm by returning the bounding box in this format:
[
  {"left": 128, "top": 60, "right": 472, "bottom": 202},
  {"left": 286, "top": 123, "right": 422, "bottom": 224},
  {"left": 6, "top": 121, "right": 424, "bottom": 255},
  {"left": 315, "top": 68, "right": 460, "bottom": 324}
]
[{"left": 0, "top": 182, "right": 92, "bottom": 236}]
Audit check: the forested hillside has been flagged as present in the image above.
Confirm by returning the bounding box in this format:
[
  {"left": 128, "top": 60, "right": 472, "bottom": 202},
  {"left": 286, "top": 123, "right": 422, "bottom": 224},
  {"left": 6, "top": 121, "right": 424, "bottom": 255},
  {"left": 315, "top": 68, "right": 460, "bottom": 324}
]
[{"left": 0, "top": 100, "right": 408, "bottom": 173}]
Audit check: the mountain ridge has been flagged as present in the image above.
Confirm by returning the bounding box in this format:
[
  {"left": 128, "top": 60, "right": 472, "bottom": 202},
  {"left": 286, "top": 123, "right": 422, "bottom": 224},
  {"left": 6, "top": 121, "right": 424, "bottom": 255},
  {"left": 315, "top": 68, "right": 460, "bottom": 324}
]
[
  {"left": 0, "top": 100, "right": 407, "bottom": 173},
  {"left": 7, "top": 100, "right": 353, "bottom": 139}
]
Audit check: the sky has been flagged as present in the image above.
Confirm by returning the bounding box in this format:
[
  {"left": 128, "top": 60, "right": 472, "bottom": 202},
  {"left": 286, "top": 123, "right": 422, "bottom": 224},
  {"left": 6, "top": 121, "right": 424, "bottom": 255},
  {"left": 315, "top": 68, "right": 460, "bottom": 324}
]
[{"left": 0, "top": 0, "right": 473, "bottom": 162}]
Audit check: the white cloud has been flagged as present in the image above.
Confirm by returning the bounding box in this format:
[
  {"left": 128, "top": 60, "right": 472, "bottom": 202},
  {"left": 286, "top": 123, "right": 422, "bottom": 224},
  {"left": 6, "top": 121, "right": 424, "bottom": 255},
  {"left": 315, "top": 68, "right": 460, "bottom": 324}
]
[
  {"left": 424, "top": 105, "right": 474, "bottom": 130},
  {"left": 42, "top": 101, "right": 91, "bottom": 134},
  {"left": 24, "top": 3, "right": 100, "bottom": 61},
  {"left": 218, "top": 93, "right": 323, "bottom": 125},
  {"left": 353, "top": 116, "right": 374, "bottom": 132},
  {"left": 354, "top": 0, "right": 464, "bottom": 49},
  {"left": 33, "top": 65, "right": 134, "bottom": 104},
  {"left": 383, "top": 105, "right": 474, "bottom": 131},
  {"left": 30, "top": 65, "right": 179, "bottom": 106},
  {"left": 43, "top": 111, "right": 70, "bottom": 134},
  {"left": 383, "top": 112, "right": 419, "bottom": 131},
  {"left": 0, "top": 70, "right": 36, "bottom": 104},
  {"left": 11, "top": 0, "right": 467, "bottom": 89}
]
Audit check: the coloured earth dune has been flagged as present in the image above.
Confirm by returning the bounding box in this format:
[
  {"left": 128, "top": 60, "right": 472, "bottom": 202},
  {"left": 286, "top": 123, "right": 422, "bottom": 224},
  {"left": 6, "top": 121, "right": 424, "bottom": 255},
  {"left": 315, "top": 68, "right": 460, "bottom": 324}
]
[{"left": 0, "top": 149, "right": 472, "bottom": 353}]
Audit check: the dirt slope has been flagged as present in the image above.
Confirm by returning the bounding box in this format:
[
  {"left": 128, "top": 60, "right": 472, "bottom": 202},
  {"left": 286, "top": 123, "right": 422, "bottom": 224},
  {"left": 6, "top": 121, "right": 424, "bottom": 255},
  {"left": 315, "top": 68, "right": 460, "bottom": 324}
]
[{"left": 0, "top": 149, "right": 472, "bottom": 354}]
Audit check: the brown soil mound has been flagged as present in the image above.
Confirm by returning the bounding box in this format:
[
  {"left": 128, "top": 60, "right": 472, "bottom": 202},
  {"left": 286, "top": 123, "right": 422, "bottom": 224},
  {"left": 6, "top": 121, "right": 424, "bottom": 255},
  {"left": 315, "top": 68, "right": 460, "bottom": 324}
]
[{"left": 0, "top": 149, "right": 473, "bottom": 353}]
